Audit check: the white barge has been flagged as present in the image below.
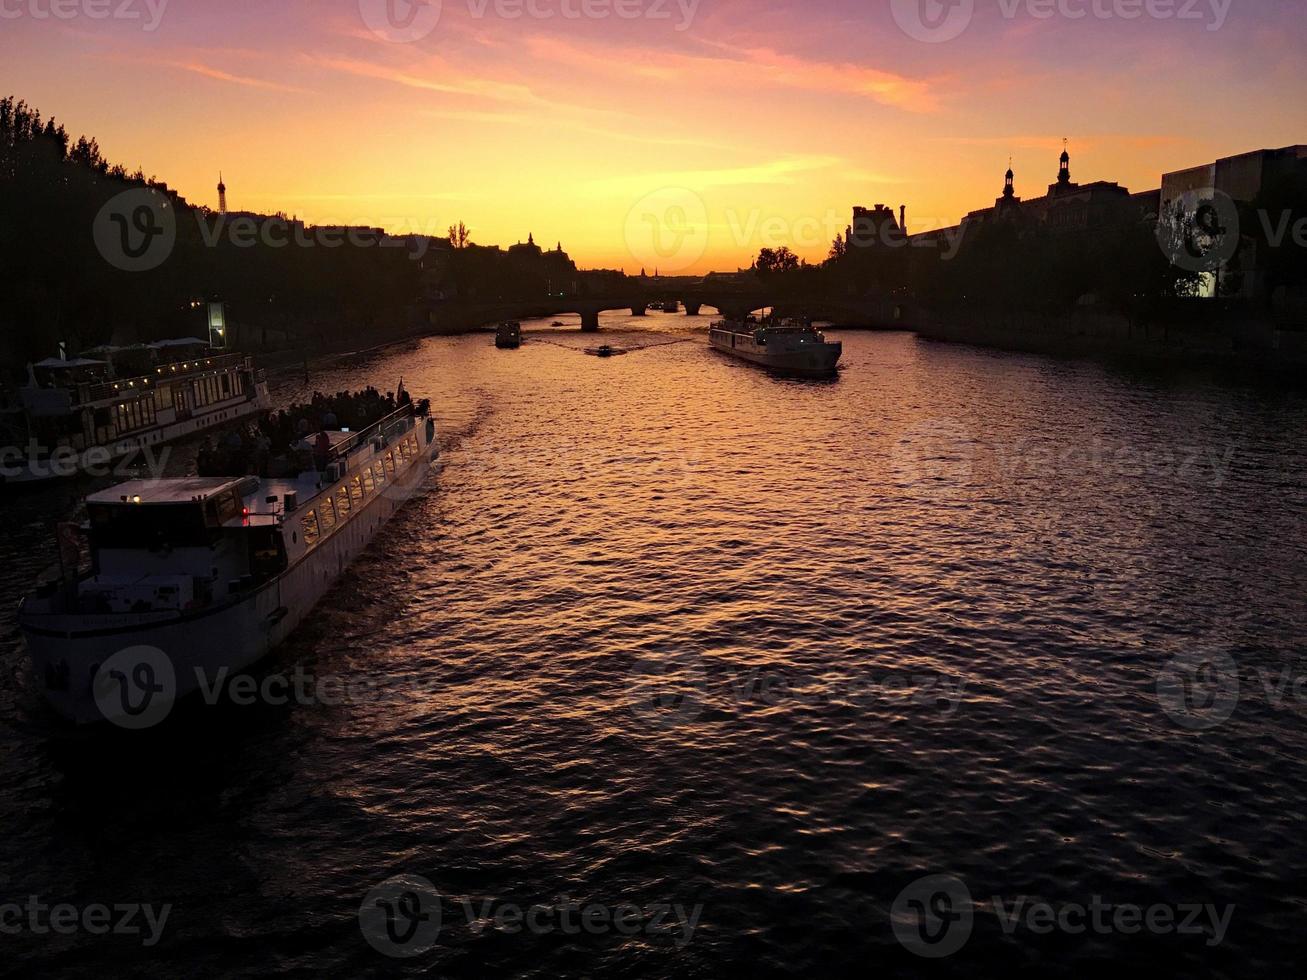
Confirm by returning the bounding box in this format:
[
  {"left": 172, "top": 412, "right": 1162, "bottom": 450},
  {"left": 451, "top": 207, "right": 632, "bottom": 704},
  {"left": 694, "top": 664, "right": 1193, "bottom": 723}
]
[
  {"left": 18, "top": 403, "right": 438, "bottom": 725},
  {"left": 709, "top": 317, "right": 842, "bottom": 377},
  {"left": 1, "top": 345, "right": 270, "bottom": 486}
]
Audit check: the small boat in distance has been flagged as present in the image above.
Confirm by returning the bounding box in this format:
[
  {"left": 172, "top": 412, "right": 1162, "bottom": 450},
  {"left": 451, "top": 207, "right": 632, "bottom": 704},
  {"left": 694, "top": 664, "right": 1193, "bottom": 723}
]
[
  {"left": 496, "top": 321, "right": 523, "bottom": 349},
  {"left": 18, "top": 400, "right": 439, "bottom": 725},
  {"left": 709, "top": 316, "right": 842, "bottom": 377}
]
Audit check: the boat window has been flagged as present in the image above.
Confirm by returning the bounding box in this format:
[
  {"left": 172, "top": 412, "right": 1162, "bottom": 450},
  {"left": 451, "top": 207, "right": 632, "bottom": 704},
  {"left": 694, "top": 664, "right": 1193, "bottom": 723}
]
[
  {"left": 349, "top": 475, "right": 364, "bottom": 504},
  {"left": 373, "top": 462, "right": 386, "bottom": 487},
  {"left": 213, "top": 488, "right": 241, "bottom": 525},
  {"left": 336, "top": 486, "right": 351, "bottom": 517},
  {"left": 320, "top": 497, "right": 337, "bottom": 532},
  {"left": 301, "top": 510, "right": 320, "bottom": 550},
  {"left": 361, "top": 467, "right": 375, "bottom": 496},
  {"left": 383, "top": 452, "right": 396, "bottom": 475}
]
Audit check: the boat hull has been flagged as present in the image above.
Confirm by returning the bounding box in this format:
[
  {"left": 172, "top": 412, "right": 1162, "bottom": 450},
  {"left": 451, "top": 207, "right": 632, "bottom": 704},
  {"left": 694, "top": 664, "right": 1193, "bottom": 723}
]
[
  {"left": 709, "top": 335, "right": 842, "bottom": 377},
  {"left": 1, "top": 383, "right": 271, "bottom": 488},
  {"left": 20, "top": 422, "right": 437, "bottom": 725}
]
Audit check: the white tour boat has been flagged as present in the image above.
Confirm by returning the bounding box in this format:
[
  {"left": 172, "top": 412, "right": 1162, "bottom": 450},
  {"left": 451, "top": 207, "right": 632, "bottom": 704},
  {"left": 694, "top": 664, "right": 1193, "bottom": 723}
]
[
  {"left": 18, "top": 403, "right": 438, "bottom": 725},
  {"left": 1, "top": 341, "right": 271, "bottom": 486},
  {"left": 709, "top": 316, "right": 842, "bottom": 377}
]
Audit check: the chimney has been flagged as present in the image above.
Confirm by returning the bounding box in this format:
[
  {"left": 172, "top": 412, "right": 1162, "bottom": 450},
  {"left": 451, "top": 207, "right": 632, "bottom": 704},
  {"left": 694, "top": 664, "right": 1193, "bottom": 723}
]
[{"left": 899, "top": 205, "right": 907, "bottom": 233}]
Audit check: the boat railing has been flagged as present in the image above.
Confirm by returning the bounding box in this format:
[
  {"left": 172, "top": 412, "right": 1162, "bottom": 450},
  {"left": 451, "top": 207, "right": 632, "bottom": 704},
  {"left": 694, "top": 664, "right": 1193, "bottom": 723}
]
[
  {"left": 328, "top": 402, "right": 423, "bottom": 462},
  {"left": 79, "top": 353, "right": 252, "bottom": 404}
]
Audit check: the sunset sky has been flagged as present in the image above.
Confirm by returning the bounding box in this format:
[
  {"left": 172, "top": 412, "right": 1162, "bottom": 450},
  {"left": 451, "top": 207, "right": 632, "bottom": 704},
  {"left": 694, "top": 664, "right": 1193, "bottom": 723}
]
[{"left": 4, "top": 0, "right": 1305, "bottom": 273}]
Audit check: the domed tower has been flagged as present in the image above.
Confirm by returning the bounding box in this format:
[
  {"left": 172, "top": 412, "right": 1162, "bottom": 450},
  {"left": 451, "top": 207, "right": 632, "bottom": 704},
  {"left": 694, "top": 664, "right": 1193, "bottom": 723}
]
[
  {"left": 1057, "top": 140, "right": 1071, "bottom": 186},
  {"left": 217, "top": 172, "right": 227, "bottom": 215},
  {"left": 1003, "top": 159, "right": 1016, "bottom": 199}
]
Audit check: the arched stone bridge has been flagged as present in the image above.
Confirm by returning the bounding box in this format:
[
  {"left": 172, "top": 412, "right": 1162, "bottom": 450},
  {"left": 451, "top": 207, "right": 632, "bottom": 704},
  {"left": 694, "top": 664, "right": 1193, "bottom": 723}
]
[{"left": 453, "top": 290, "right": 907, "bottom": 332}]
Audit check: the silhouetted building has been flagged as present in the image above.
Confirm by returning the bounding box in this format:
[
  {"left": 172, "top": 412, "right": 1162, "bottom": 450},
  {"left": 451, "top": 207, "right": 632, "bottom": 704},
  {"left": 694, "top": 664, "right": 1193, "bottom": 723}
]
[
  {"left": 1161, "top": 144, "right": 1307, "bottom": 300},
  {"left": 217, "top": 172, "right": 227, "bottom": 215},
  {"left": 847, "top": 204, "right": 906, "bottom": 248},
  {"left": 961, "top": 144, "right": 1146, "bottom": 232}
]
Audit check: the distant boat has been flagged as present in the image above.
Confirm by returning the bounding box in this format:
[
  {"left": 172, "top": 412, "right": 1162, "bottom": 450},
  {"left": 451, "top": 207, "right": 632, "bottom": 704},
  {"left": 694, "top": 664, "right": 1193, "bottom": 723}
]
[
  {"left": 708, "top": 316, "right": 842, "bottom": 377},
  {"left": 1, "top": 341, "right": 270, "bottom": 486},
  {"left": 19, "top": 402, "right": 439, "bottom": 725},
  {"left": 495, "top": 321, "right": 522, "bottom": 349}
]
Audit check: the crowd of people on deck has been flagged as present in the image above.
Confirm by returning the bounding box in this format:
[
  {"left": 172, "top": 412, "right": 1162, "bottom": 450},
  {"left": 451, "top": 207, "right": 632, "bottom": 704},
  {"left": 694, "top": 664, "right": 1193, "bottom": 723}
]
[{"left": 197, "top": 386, "right": 423, "bottom": 478}]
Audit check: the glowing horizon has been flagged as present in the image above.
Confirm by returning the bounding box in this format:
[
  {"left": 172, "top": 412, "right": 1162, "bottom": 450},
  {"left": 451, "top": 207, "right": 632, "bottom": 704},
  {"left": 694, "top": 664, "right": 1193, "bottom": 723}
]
[{"left": 3, "top": 0, "right": 1305, "bottom": 273}]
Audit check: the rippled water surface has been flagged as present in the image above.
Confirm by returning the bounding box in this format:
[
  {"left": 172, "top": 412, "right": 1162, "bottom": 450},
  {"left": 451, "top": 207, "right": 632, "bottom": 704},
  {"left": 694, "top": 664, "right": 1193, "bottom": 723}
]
[{"left": 2, "top": 317, "right": 1306, "bottom": 977}]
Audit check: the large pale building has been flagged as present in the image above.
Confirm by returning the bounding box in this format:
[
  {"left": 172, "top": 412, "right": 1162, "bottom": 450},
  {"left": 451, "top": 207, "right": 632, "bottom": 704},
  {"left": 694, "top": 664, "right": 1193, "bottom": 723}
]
[{"left": 1160, "top": 145, "right": 1307, "bottom": 299}]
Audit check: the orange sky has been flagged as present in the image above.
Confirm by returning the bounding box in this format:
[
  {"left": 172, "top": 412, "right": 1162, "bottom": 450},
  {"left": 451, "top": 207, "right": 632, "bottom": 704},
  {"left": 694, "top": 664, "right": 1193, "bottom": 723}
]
[{"left": 3, "top": 0, "right": 1305, "bottom": 273}]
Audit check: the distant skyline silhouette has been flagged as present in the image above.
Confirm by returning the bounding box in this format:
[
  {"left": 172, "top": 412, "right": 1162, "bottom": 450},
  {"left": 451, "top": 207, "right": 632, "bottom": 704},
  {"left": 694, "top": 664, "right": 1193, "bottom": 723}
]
[{"left": 1, "top": 0, "right": 1304, "bottom": 272}]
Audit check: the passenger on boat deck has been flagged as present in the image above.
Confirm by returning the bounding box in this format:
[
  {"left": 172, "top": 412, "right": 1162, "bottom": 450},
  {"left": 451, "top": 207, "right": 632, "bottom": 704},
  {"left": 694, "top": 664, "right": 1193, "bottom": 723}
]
[
  {"left": 323, "top": 411, "right": 338, "bottom": 429},
  {"left": 313, "top": 431, "right": 331, "bottom": 471}
]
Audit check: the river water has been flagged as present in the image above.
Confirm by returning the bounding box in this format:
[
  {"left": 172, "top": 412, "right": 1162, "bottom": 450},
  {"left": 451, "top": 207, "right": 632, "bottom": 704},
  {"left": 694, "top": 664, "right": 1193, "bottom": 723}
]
[{"left": 1, "top": 313, "right": 1305, "bottom": 977}]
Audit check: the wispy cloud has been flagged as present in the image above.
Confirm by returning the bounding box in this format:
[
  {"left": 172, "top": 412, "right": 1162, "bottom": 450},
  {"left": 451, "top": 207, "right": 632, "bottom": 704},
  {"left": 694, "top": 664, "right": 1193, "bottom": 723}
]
[{"left": 164, "top": 61, "right": 310, "bottom": 94}]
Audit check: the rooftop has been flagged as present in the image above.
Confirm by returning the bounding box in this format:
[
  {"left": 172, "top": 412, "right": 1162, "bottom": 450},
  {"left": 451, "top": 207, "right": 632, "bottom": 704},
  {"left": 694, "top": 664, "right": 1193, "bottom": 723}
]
[{"left": 88, "top": 477, "right": 248, "bottom": 506}]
